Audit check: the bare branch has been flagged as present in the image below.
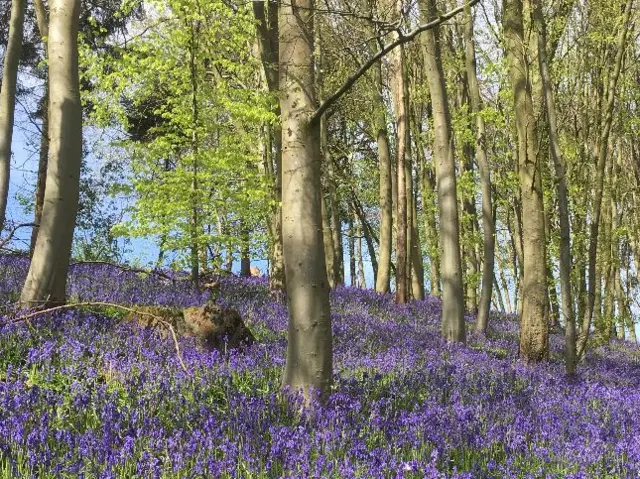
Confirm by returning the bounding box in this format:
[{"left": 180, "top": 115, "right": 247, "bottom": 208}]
[
  {"left": 312, "top": 0, "right": 481, "bottom": 122},
  {"left": 0, "top": 223, "right": 37, "bottom": 249}
]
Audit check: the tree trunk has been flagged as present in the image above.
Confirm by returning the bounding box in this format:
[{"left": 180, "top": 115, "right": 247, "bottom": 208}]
[
  {"left": 577, "top": 0, "right": 633, "bottom": 359},
  {"left": 533, "top": 0, "right": 576, "bottom": 372},
  {"left": 373, "top": 60, "right": 393, "bottom": 294},
  {"left": 240, "top": 221, "right": 250, "bottom": 277},
  {"left": 30, "top": 0, "right": 50, "bottom": 255},
  {"left": 493, "top": 273, "right": 506, "bottom": 313},
  {"left": 328, "top": 158, "right": 343, "bottom": 286},
  {"left": 0, "top": 0, "right": 26, "bottom": 231},
  {"left": 265, "top": 125, "right": 285, "bottom": 292},
  {"left": 420, "top": 0, "right": 465, "bottom": 342},
  {"left": 390, "top": 18, "right": 408, "bottom": 304},
  {"left": 320, "top": 113, "right": 337, "bottom": 289},
  {"left": 189, "top": 22, "right": 200, "bottom": 290},
  {"left": 253, "top": 0, "right": 285, "bottom": 295},
  {"left": 20, "top": 0, "right": 82, "bottom": 306},
  {"left": 348, "top": 215, "right": 356, "bottom": 286},
  {"left": 356, "top": 215, "right": 366, "bottom": 288},
  {"left": 321, "top": 187, "right": 336, "bottom": 289},
  {"left": 418, "top": 149, "right": 440, "bottom": 296},
  {"left": 463, "top": 2, "right": 494, "bottom": 333},
  {"left": 620, "top": 264, "right": 635, "bottom": 342},
  {"left": 411, "top": 188, "right": 425, "bottom": 300},
  {"left": 31, "top": 89, "right": 50, "bottom": 256},
  {"left": 351, "top": 194, "right": 379, "bottom": 280},
  {"left": 279, "top": 0, "right": 332, "bottom": 400},
  {"left": 503, "top": 0, "right": 548, "bottom": 361},
  {"left": 403, "top": 63, "right": 414, "bottom": 298}
]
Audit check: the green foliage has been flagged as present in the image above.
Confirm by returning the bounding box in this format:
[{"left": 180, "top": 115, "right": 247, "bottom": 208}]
[{"left": 81, "top": 0, "right": 275, "bottom": 268}]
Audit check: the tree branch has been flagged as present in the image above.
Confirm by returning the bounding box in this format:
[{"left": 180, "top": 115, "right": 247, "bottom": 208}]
[
  {"left": 312, "top": 0, "right": 480, "bottom": 122},
  {"left": 0, "top": 223, "right": 37, "bottom": 249}
]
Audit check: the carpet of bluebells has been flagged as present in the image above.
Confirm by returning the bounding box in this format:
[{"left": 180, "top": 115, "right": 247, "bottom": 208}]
[{"left": 1, "top": 255, "right": 640, "bottom": 478}]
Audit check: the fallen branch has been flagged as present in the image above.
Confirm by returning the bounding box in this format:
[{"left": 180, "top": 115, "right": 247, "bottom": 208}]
[{"left": 4, "top": 301, "right": 191, "bottom": 375}]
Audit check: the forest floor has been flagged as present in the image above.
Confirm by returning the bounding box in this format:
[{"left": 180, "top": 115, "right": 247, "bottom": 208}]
[{"left": 0, "top": 255, "right": 638, "bottom": 478}]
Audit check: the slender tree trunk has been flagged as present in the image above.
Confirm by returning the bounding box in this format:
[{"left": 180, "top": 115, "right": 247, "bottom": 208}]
[
  {"left": 355, "top": 215, "right": 366, "bottom": 288},
  {"left": 620, "top": 264, "right": 635, "bottom": 342},
  {"left": 320, "top": 113, "right": 337, "bottom": 289},
  {"left": 544, "top": 206, "right": 560, "bottom": 331},
  {"left": 418, "top": 151, "right": 440, "bottom": 296},
  {"left": 463, "top": 3, "right": 494, "bottom": 333},
  {"left": 493, "top": 273, "right": 506, "bottom": 313},
  {"left": 31, "top": 89, "right": 50, "bottom": 256},
  {"left": 279, "top": 0, "right": 332, "bottom": 400},
  {"left": 533, "top": 0, "right": 576, "bottom": 372},
  {"left": 577, "top": 0, "right": 633, "bottom": 359},
  {"left": 321, "top": 188, "right": 336, "bottom": 288},
  {"left": 390, "top": 19, "right": 408, "bottom": 304},
  {"left": 30, "top": 0, "right": 50, "bottom": 254},
  {"left": 351, "top": 195, "right": 379, "bottom": 280},
  {"left": 403, "top": 64, "right": 414, "bottom": 298},
  {"left": 0, "top": 0, "right": 26, "bottom": 232},
  {"left": 499, "top": 268, "right": 513, "bottom": 314},
  {"left": 253, "top": 1, "right": 285, "bottom": 295},
  {"left": 348, "top": 215, "right": 356, "bottom": 286},
  {"left": 20, "top": 0, "right": 82, "bottom": 306},
  {"left": 374, "top": 60, "right": 393, "bottom": 294},
  {"left": 269, "top": 128, "right": 285, "bottom": 293},
  {"left": 189, "top": 22, "right": 201, "bottom": 290},
  {"left": 420, "top": 0, "right": 465, "bottom": 342},
  {"left": 504, "top": 0, "right": 548, "bottom": 361},
  {"left": 328, "top": 158, "right": 343, "bottom": 286},
  {"left": 411, "top": 188, "right": 425, "bottom": 300},
  {"left": 240, "top": 221, "right": 251, "bottom": 277},
  {"left": 613, "top": 264, "right": 624, "bottom": 340}
]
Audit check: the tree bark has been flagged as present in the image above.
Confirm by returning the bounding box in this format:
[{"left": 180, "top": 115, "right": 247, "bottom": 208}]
[
  {"left": 463, "top": 2, "right": 494, "bottom": 333},
  {"left": 390, "top": 15, "right": 408, "bottom": 304},
  {"left": 418, "top": 145, "right": 440, "bottom": 296},
  {"left": 20, "top": 0, "right": 82, "bottom": 306},
  {"left": 351, "top": 193, "right": 379, "bottom": 280},
  {"left": 420, "top": 0, "right": 465, "bottom": 342},
  {"left": 373, "top": 60, "right": 393, "bottom": 294},
  {"left": 411, "top": 188, "right": 425, "bottom": 300},
  {"left": 253, "top": 1, "right": 285, "bottom": 295},
  {"left": 31, "top": 89, "right": 50, "bottom": 256},
  {"left": 240, "top": 220, "right": 251, "bottom": 277},
  {"left": 504, "top": 0, "right": 548, "bottom": 361},
  {"left": 328, "top": 157, "right": 343, "bottom": 286},
  {"left": 355, "top": 214, "right": 366, "bottom": 288},
  {"left": 321, "top": 181, "right": 336, "bottom": 289},
  {"left": 348, "top": 214, "right": 356, "bottom": 286},
  {"left": 279, "top": 0, "right": 332, "bottom": 400},
  {"left": 0, "top": 0, "right": 26, "bottom": 232}
]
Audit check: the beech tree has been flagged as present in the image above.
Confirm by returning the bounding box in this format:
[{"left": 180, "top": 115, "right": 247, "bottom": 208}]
[
  {"left": 0, "top": 0, "right": 25, "bottom": 232},
  {"left": 20, "top": 0, "right": 82, "bottom": 306},
  {"left": 420, "top": 0, "right": 465, "bottom": 342},
  {"left": 503, "top": 0, "right": 548, "bottom": 361},
  {"left": 278, "top": 0, "right": 333, "bottom": 399}
]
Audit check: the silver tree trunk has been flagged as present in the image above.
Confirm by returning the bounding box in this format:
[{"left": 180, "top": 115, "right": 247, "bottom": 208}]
[
  {"left": 0, "top": 0, "right": 25, "bottom": 231},
  {"left": 420, "top": 0, "right": 465, "bottom": 342},
  {"left": 279, "top": 0, "right": 332, "bottom": 401},
  {"left": 21, "top": 0, "right": 82, "bottom": 306}
]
